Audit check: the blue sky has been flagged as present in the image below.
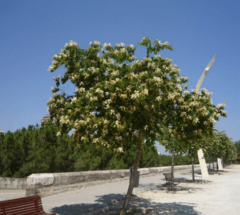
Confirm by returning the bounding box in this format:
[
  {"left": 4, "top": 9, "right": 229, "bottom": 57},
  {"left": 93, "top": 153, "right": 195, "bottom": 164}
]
[{"left": 1, "top": 1, "right": 239, "bottom": 156}]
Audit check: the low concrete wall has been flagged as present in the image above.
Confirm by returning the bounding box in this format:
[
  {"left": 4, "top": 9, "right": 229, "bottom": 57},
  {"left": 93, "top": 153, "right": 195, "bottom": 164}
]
[
  {"left": 25, "top": 164, "right": 204, "bottom": 199},
  {"left": 0, "top": 162, "right": 220, "bottom": 195},
  {"left": 0, "top": 177, "right": 27, "bottom": 190}
]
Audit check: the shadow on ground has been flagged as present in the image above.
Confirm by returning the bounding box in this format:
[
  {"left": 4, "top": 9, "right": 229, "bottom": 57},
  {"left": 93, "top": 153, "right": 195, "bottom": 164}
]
[
  {"left": 48, "top": 165, "right": 235, "bottom": 214},
  {"left": 48, "top": 186, "right": 202, "bottom": 215}
]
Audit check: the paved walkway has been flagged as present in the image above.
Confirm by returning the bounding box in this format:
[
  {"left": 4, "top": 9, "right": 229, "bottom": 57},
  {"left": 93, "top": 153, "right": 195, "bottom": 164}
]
[
  {"left": 114, "top": 164, "right": 239, "bottom": 215},
  {"left": 0, "top": 167, "right": 195, "bottom": 214},
  {"left": 0, "top": 165, "right": 238, "bottom": 215}
]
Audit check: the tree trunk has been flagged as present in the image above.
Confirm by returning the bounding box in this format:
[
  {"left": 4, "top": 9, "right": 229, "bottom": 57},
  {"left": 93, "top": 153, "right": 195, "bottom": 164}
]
[
  {"left": 212, "top": 157, "right": 215, "bottom": 171},
  {"left": 192, "top": 157, "right": 195, "bottom": 182},
  {"left": 217, "top": 158, "right": 219, "bottom": 172},
  {"left": 171, "top": 148, "right": 175, "bottom": 190},
  {"left": 120, "top": 132, "right": 144, "bottom": 215},
  {"left": 209, "top": 158, "right": 210, "bottom": 171}
]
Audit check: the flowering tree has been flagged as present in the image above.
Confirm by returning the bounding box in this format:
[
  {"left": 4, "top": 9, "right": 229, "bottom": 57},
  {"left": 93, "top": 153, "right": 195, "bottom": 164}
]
[
  {"left": 47, "top": 37, "right": 225, "bottom": 214},
  {"left": 225, "top": 141, "right": 237, "bottom": 162},
  {"left": 154, "top": 88, "right": 226, "bottom": 186},
  {"left": 234, "top": 140, "right": 240, "bottom": 158},
  {"left": 183, "top": 129, "right": 219, "bottom": 180},
  {"left": 203, "top": 130, "right": 237, "bottom": 170}
]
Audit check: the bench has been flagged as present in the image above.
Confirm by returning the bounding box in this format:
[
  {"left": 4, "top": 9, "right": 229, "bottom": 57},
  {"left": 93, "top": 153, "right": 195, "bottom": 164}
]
[
  {"left": 0, "top": 195, "right": 57, "bottom": 215},
  {"left": 163, "top": 173, "right": 175, "bottom": 183}
]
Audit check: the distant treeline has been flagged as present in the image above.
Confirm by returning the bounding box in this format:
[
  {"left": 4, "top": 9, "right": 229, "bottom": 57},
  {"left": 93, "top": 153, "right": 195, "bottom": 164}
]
[{"left": 0, "top": 120, "right": 200, "bottom": 179}]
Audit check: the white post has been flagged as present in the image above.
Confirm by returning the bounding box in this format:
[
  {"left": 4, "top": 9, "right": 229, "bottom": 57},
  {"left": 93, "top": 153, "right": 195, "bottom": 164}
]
[
  {"left": 197, "top": 149, "right": 209, "bottom": 178},
  {"left": 217, "top": 158, "right": 223, "bottom": 170},
  {"left": 195, "top": 54, "right": 217, "bottom": 178}
]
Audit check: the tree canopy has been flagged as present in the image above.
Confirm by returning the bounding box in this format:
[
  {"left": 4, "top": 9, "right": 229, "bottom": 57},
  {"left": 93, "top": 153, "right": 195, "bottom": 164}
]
[
  {"left": 47, "top": 37, "right": 226, "bottom": 157},
  {"left": 47, "top": 37, "right": 228, "bottom": 214}
]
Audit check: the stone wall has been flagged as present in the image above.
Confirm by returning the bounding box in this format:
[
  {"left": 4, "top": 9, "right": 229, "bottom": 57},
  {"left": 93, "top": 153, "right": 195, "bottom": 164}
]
[
  {"left": 25, "top": 164, "right": 202, "bottom": 198},
  {"left": 0, "top": 177, "right": 27, "bottom": 190}
]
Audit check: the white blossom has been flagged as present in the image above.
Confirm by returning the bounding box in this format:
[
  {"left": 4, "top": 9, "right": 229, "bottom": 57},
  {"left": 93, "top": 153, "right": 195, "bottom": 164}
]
[
  {"left": 115, "top": 43, "right": 125, "bottom": 47},
  {"left": 104, "top": 43, "right": 112, "bottom": 48},
  {"left": 144, "top": 57, "right": 152, "bottom": 62},
  {"left": 156, "top": 96, "right": 162, "bottom": 102},
  {"left": 201, "top": 111, "right": 209, "bottom": 117},
  {"left": 180, "top": 112, "right": 187, "bottom": 117},
  {"left": 154, "top": 55, "right": 162, "bottom": 60},
  {"left": 71, "top": 97, "right": 78, "bottom": 104},
  {"left": 110, "top": 109, "right": 115, "bottom": 115},
  {"left": 114, "top": 147, "right": 124, "bottom": 153},
  {"left": 120, "top": 48, "right": 126, "bottom": 53},
  {"left": 193, "top": 117, "right": 200, "bottom": 124},
  {"left": 115, "top": 136, "right": 122, "bottom": 141},
  {"left": 111, "top": 70, "right": 119, "bottom": 76},
  {"left": 153, "top": 76, "right": 163, "bottom": 83},
  {"left": 180, "top": 77, "right": 188, "bottom": 81},
  {"left": 201, "top": 88, "right": 208, "bottom": 93},
  {"left": 93, "top": 138, "right": 99, "bottom": 143},
  {"left": 69, "top": 40, "right": 78, "bottom": 47},
  {"left": 142, "top": 89, "right": 148, "bottom": 96},
  {"left": 131, "top": 91, "right": 140, "bottom": 100},
  {"left": 48, "top": 65, "right": 54, "bottom": 71},
  {"left": 206, "top": 92, "right": 213, "bottom": 96},
  {"left": 120, "top": 94, "right": 127, "bottom": 99},
  {"left": 168, "top": 93, "right": 175, "bottom": 100},
  {"left": 217, "top": 103, "right": 226, "bottom": 108},
  {"left": 176, "top": 84, "right": 182, "bottom": 91},
  {"left": 90, "top": 41, "right": 101, "bottom": 46},
  {"left": 129, "top": 44, "right": 134, "bottom": 49},
  {"left": 116, "top": 113, "right": 121, "bottom": 119}
]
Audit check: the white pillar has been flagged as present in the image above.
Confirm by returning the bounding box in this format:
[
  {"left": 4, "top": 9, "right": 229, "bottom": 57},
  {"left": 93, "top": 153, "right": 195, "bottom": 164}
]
[
  {"left": 197, "top": 149, "right": 209, "bottom": 178},
  {"left": 217, "top": 158, "right": 223, "bottom": 170},
  {"left": 194, "top": 54, "right": 218, "bottom": 179}
]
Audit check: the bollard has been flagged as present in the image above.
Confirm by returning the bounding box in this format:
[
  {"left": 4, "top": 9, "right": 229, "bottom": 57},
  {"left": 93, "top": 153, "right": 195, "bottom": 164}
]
[{"left": 129, "top": 166, "right": 139, "bottom": 187}]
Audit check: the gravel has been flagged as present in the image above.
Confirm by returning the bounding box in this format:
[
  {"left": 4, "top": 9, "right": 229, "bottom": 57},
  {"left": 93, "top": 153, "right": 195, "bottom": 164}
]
[
  {"left": 93, "top": 165, "right": 240, "bottom": 215},
  {"left": 134, "top": 165, "right": 240, "bottom": 215}
]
